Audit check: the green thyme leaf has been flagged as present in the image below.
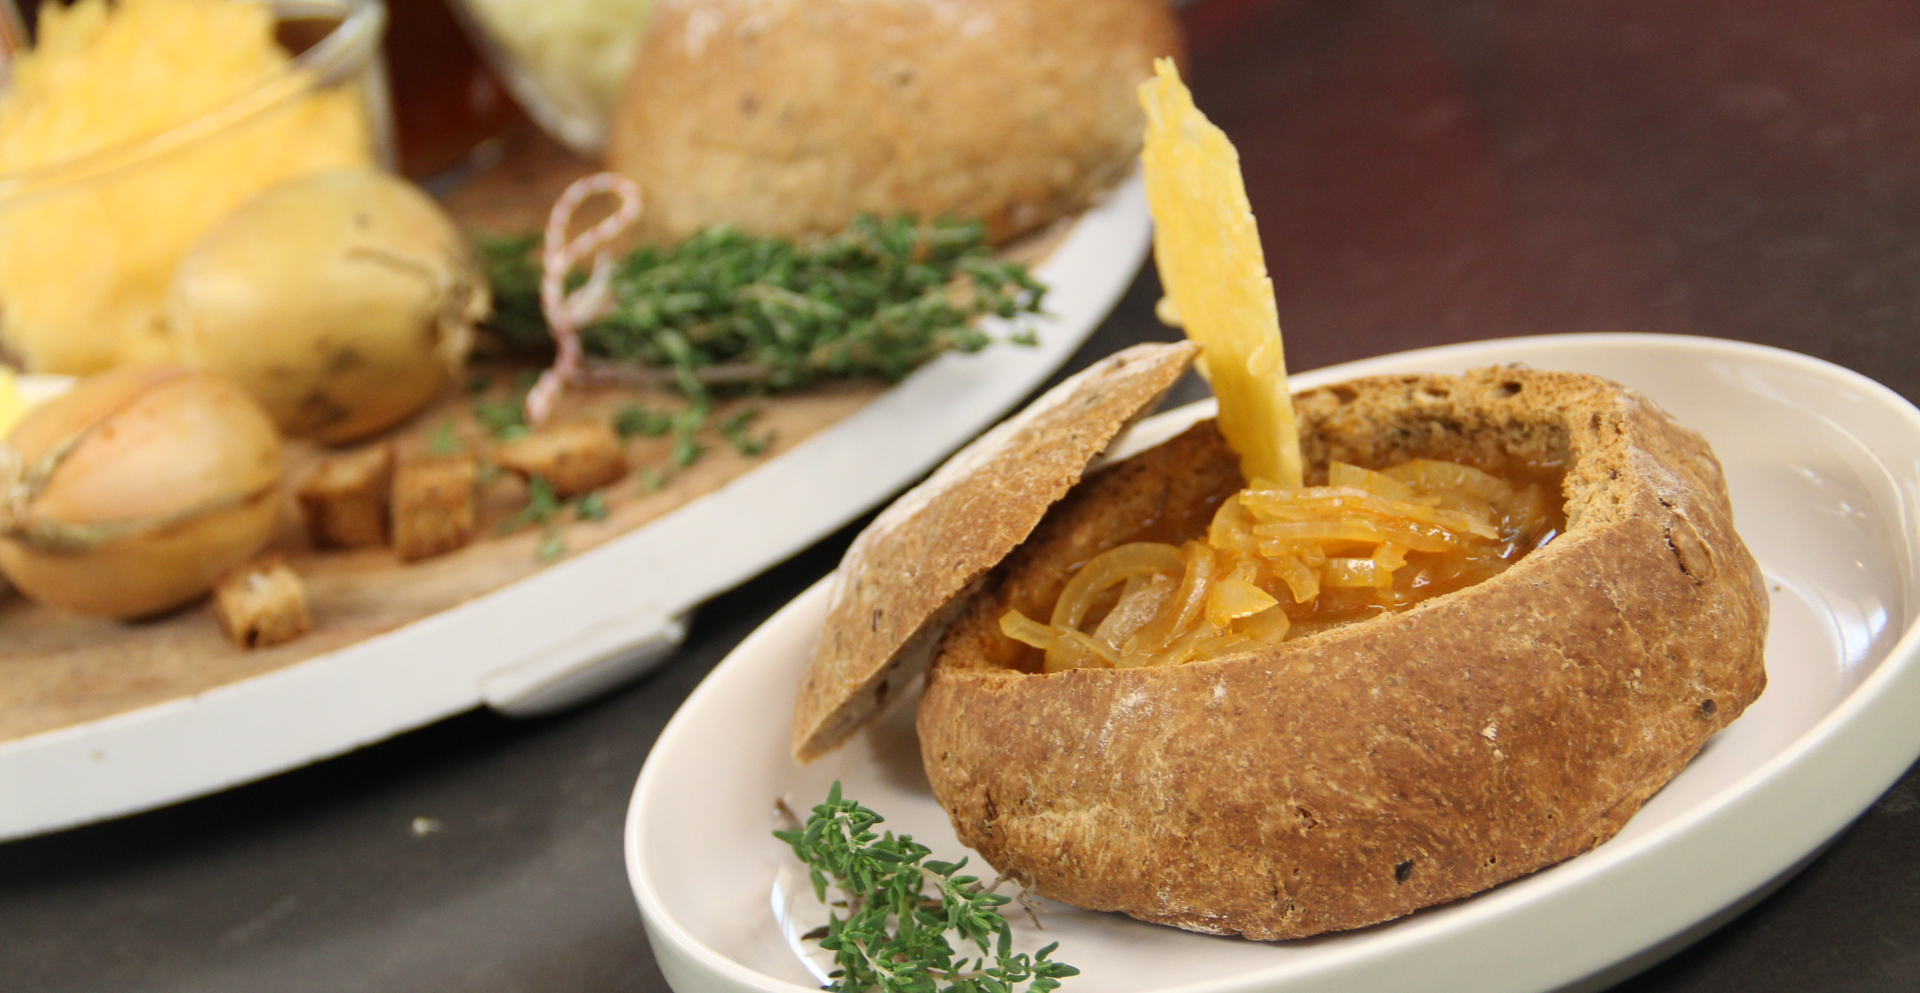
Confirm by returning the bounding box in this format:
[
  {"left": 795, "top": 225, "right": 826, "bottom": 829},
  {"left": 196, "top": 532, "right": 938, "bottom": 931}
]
[
  {"left": 477, "top": 217, "right": 1040, "bottom": 478},
  {"left": 499, "top": 476, "right": 562, "bottom": 534},
  {"left": 613, "top": 403, "right": 674, "bottom": 439},
  {"left": 777, "top": 784, "right": 1076, "bottom": 993},
  {"left": 720, "top": 407, "right": 772, "bottom": 456},
  {"left": 427, "top": 420, "right": 463, "bottom": 456},
  {"left": 475, "top": 233, "right": 549, "bottom": 351},
  {"left": 670, "top": 403, "right": 707, "bottom": 467},
  {"left": 473, "top": 395, "right": 529, "bottom": 442},
  {"left": 477, "top": 216, "right": 1046, "bottom": 400}
]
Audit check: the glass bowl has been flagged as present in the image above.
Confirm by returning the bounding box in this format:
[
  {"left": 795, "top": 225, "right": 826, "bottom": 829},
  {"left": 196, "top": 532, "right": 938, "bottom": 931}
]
[
  {"left": 447, "top": 0, "right": 653, "bottom": 156},
  {"left": 0, "top": 0, "right": 394, "bottom": 374}
]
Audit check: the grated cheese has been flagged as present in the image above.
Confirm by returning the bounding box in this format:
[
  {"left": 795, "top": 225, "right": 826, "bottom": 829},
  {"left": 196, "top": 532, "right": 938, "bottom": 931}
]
[{"left": 0, "top": 0, "right": 374, "bottom": 373}]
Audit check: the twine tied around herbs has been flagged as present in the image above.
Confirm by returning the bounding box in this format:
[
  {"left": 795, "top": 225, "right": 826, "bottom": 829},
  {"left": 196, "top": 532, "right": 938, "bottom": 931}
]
[{"left": 525, "top": 172, "right": 645, "bottom": 427}]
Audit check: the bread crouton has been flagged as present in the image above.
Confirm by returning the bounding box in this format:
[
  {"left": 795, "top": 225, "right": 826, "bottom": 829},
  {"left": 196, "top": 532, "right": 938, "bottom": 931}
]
[
  {"left": 213, "top": 555, "right": 311, "bottom": 649},
  {"left": 296, "top": 443, "right": 393, "bottom": 549},
  {"left": 392, "top": 452, "right": 478, "bottom": 561},
  {"left": 491, "top": 421, "right": 628, "bottom": 498}
]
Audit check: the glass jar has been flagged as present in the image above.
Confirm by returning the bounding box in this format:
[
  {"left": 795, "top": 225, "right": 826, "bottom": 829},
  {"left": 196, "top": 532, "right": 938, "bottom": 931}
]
[
  {"left": 447, "top": 0, "right": 653, "bottom": 155},
  {"left": 382, "top": 0, "right": 521, "bottom": 179},
  {"left": 0, "top": 0, "right": 394, "bottom": 374}
]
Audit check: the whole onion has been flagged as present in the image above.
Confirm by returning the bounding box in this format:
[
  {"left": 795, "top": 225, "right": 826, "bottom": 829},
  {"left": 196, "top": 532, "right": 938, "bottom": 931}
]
[{"left": 0, "top": 366, "right": 285, "bottom": 618}]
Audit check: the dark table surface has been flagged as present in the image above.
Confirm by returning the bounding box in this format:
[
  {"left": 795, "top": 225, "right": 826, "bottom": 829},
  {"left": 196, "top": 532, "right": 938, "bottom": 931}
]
[{"left": 5, "top": 0, "right": 1919, "bottom": 990}]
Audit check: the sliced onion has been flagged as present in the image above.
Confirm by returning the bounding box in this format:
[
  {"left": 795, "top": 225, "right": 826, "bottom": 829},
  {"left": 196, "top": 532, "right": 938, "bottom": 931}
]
[
  {"left": 1382, "top": 459, "right": 1511, "bottom": 501},
  {"left": 1049, "top": 541, "right": 1184, "bottom": 630},
  {"left": 1124, "top": 540, "right": 1215, "bottom": 655},
  {"left": 1270, "top": 552, "right": 1321, "bottom": 604},
  {"left": 1013, "top": 454, "right": 1559, "bottom": 667},
  {"left": 1234, "top": 605, "right": 1292, "bottom": 642},
  {"left": 999, "top": 608, "right": 1119, "bottom": 672},
  {"left": 1094, "top": 571, "right": 1176, "bottom": 648},
  {"left": 1322, "top": 557, "right": 1391, "bottom": 589},
  {"left": 1327, "top": 461, "right": 1416, "bottom": 501},
  {"left": 1206, "top": 576, "right": 1278, "bottom": 629}
]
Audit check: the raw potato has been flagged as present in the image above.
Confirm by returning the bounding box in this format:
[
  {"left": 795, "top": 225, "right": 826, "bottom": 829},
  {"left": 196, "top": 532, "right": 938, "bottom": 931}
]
[
  {"left": 608, "top": 0, "right": 1183, "bottom": 245},
  {"left": 0, "top": 367, "right": 285, "bottom": 619},
  {"left": 915, "top": 367, "right": 1768, "bottom": 939},
  {"left": 167, "top": 169, "right": 489, "bottom": 445}
]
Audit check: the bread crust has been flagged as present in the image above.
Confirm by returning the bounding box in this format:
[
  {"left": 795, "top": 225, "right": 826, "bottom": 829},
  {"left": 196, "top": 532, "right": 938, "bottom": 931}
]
[
  {"left": 609, "top": 0, "right": 1183, "bottom": 245},
  {"left": 792, "top": 341, "right": 1199, "bottom": 762},
  {"left": 919, "top": 367, "right": 1769, "bottom": 939}
]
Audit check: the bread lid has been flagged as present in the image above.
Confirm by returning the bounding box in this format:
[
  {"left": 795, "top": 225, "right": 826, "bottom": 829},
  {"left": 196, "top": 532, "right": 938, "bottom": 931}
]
[{"left": 791, "top": 340, "right": 1199, "bottom": 760}]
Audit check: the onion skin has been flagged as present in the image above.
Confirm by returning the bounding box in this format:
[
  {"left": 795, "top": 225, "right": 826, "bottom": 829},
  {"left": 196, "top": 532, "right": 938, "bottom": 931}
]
[
  {"left": 167, "top": 168, "right": 488, "bottom": 445},
  {"left": 0, "top": 367, "right": 285, "bottom": 618}
]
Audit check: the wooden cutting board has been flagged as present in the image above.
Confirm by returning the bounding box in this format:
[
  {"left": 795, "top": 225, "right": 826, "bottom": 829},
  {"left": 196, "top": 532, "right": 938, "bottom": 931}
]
[{"left": 0, "top": 127, "right": 910, "bottom": 742}]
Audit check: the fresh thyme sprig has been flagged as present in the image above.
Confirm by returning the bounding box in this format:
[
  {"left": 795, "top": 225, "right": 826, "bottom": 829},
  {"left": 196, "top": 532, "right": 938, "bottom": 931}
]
[
  {"left": 495, "top": 476, "right": 610, "bottom": 561},
  {"left": 775, "top": 783, "right": 1078, "bottom": 993},
  {"left": 475, "top": 217, "right": 1038, "bottom": 481},
  {"left": 719, "top": 406, "right": 773, "bottom": 456},
  {"left": 476, "top": 215, "right": 1045, "bottom": 405}
]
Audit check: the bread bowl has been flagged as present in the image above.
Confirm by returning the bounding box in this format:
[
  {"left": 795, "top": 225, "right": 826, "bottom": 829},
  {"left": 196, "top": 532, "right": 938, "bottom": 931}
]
[
  {"left": 916, "top": 364, "right": 1768, "bottom": 938},
  {"left": 789, "top": 59, "right": 1766, "bottom": 941},
  {"left": 792, "top": 351, "right": 1766, "bottom": 939}
]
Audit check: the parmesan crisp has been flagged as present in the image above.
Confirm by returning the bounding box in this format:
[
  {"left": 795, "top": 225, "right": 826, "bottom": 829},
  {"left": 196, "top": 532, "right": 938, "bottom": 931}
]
[{"left": 1138, "top": 58, "right": 1303, "bottom": 488}]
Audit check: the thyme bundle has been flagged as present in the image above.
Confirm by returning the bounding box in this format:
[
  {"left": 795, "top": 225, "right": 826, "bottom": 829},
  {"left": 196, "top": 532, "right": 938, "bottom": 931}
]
[
  {"left": 776, "top": 783, "right": 1077, "bottom": 993},
  {"left": 468, "top": 215, "right": 1044, "bottom": 552},
  {"left": 477, "top": 214, "right": 1045, "bottom": 405}
]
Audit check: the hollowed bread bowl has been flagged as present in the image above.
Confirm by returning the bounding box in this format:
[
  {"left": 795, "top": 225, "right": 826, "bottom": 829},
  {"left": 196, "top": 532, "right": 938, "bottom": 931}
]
[{"left": 917, "top": 365, "right": 1769, "bottom": 939}]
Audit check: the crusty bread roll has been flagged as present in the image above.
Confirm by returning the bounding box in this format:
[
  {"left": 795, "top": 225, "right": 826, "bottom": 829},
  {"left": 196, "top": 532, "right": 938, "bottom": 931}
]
[
  {"left": 916, "top": 367, "right": 1768, "bottom": 939},
  {"left": 608, "top": 0, "right": 1183, "bottom": 246}
]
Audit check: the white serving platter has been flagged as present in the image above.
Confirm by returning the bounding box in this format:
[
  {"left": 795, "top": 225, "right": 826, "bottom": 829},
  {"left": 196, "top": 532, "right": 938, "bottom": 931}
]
[
  {"left": 0, "top": 176, "right": 1152, "bottom": 841},
  {"left": 626, "top": 333, "right": 1920, "bottom": 993}
]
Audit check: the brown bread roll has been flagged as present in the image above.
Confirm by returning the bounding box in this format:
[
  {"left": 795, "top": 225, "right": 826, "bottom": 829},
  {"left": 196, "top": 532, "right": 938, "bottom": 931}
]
[{"left": 608, "top": 0, "right": 1183, "bottom": 246}]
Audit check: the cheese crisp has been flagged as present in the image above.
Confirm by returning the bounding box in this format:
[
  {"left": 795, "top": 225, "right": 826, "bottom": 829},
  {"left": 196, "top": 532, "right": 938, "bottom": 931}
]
[
  {"left": 1001, "top": 61, "right": 1566, "bottom": 669},
  {"left": 1139, "top": 58, "right": 1303, "bottom": 488}
]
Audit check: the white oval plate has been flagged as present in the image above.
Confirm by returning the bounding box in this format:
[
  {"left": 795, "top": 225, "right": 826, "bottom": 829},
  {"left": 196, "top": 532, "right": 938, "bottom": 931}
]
[
  {"left": 0, "top": 177, "right": 1151, "bottom": 841},
  {"left": 627, "top": 333, "right": 1920, "bottom": 993}
]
